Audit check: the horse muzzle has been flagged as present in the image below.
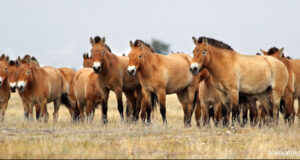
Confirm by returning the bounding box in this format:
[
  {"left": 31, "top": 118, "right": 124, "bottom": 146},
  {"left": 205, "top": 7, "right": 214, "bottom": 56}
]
[
  {"left": 10, "top": 86, "right": 17, "bottom": 92},
  {"left": 190, "top": 63, "right": 200, "bottom": 75},
  {"left": 17, "top": 81, "right": 26, "bottom": 92},
  {"left": 127, "top": 66, "right": 136, "bottom": 76},
  {"left": 93, "top": 62, "right": 102, "bottom": 73},
  {"left": 93, "top": 66, "right": 102, "bottom": 73}
]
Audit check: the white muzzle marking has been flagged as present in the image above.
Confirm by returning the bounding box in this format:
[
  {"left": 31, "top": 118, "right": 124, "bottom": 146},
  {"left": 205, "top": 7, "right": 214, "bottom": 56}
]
[
  {"left": 93, "top": 62, "right": 101, "bottom": 68},
  {"left": 127, "top": 65, "right": 136, "bottom": 75},
  {"left": 17, "top": 81, "right": 26, "bottom": 89},
  {"left": 10, "top": 82, "right": 16, "bottom": 88},
  {"left": 191, "top": 63, "right": 199, "bottom": 69}
]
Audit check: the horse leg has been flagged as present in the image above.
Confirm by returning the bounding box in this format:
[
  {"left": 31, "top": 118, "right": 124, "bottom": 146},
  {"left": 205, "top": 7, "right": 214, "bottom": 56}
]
[
  {"left": 297, "top": 97, "right": 300, "bottom": 122},
  {"left": 271, "top": 91, "right": 282, "bottom": 125},
  {"left": 124, "top": 90, "right": 136, "bottom": 123},
  {"left": 35, "top": 104, "right": 41, "bottom": 121},
  {"left": 202, "top": 103, "right": 209, "bottom": 127},
  {"left": 85, "top": 100, "right": 94, "bottom": 124},
  {"left": 21, "top": 100, "right": 29, "bottom": 119},
  {"left": 157, "top": 89, "right": 167, "bottom": 126},
  {"left": 229, "top": 90, "right": 239, "bottom": 126},
  {"left": 241, "top": 103, "right": 248, "bottom": 127},
  {"left": 114, "top": 88, "right": 124, "bottom": 122},
  {"left": 141, "top": 89, "right": 151, "bottom": 124},
  {"left": 214, "top": 102, "right": 222, "bottom": 127},
  {"left": 176, "top": 91, "right": 188, "bottom": 126},
  {"left": 0, "top": 101, "right": 8, "bottom": 122},
  {"left": 101, "top": 90, "right": 109, "bottom": 124},
  {"left": 39, "top": 100, "right": 49, "bottom": 123},
  {"left": 249, "top": 100, "right": 258, "bottom": 126},
  {"left": 77, "top": 100, "right": 85, "bottom": 123},
  {"left": 27, "top": 102, "right": 34, "bottom": 121},
  {"left": 185, "top": 87, "right": 198, "bottom": 127},
  {"left": 53, "top": 99, "right": 61, "bottom": 123},
  {"left": 194, "top": 99, "right": 201, "bottom": 127},
  {"left": 134, "top": 87, "right": 142, "bottom": 122},
  {"left": 283, "top": 90, "right": 295, "bottom": 124}
]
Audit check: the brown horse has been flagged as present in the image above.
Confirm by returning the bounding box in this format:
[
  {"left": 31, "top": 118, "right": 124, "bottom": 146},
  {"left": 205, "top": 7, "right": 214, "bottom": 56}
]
[
  {"left": 83, "top": 53, "right": 93, "bottom": 68},
  {"left": 190, "top": 37, "right": 288, "bottom": 125},
  {"left": 0, "top": 54, "right": 10, "bottom": 121},
  {"left": 16, "top": 55, "right": 64, "bottom": 122},
  {"left": 70, "top": 67, "right": 102, "bottom": 122},
  {"left": 127, "top": 40, "right": 199, "bottom": 127},
  {"left": 260, "top": 47, "right": 300, "bottom": 124},
  {"left": 90, "top": 36, "right": 144, "bottom": 124},
  {"left": 195, "top": 69, "right": 226, "bottom": 127},
  {"left": 57, "top": 67, "right": 76, "bottom": 119}
]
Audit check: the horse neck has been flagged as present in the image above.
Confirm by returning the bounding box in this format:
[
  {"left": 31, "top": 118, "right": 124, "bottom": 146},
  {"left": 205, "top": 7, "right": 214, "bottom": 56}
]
[
  {"left": 101, "top": 52, "right": 118, "bottom": 76},
  {"left": 139, "top": 52, "right": 156, "bottom": 78},
  {"left": 206, "top": 46, "right": 235, "bottom": 80},
  {"left": 25, "top": 65, "right": 42, "bottom": 92},
  {"left": 0, "top": 75, "right": 9, "bottom": 93}
]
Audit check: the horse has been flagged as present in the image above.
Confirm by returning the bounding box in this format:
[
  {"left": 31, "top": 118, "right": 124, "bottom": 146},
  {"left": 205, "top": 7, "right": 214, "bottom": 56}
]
[
  {"left": 260, "top": 47, "right": 300, "bottom": 124},
  {"left": 83, "top": 53, "right": 93, "bottom": 68},
  {"left": 90, "top": 36, "right": 145, "bottom": 124},
  {"left": 195, "top": 69, "right": 226, "bottom": 127},
  {"left": 57, "top": 67, "right": 76, "bottom": 119},
  {"left": 0, "top": 54, "right": 10, "bottom": 122},
  {"left": 16, "top": 55, "right": 64, "bottom": 122},
  {"left": 127, "top": 40, "right": 199, "bottom": 127},
  {"left": 70, "top": 67, "right": 102, "bottom": 122},
  {"left": 190, "top": 37, "right": 288, "bottom": 125}
]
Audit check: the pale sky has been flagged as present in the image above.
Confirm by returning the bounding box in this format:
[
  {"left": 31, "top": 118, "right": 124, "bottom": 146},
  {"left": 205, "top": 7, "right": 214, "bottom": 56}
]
[{"left": 1, "top": 0, "right": 300, "bottom": 69}]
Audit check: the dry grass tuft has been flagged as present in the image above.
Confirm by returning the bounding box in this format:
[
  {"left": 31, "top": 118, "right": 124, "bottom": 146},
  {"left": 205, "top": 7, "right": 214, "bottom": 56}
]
[{"left": 0, "top": 93, "right": 300, "bottom": 159}]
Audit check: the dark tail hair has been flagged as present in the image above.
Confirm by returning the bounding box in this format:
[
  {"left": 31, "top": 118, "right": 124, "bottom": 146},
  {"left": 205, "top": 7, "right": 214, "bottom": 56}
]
[
  {"left": 61, "top": 93, "right": 72, "bottom": 109},
  {"left": 151, "top": 92, "right": 158, "bottom": 111},
  {"left": 279, "top": 98, "right": 285, "bottom": 114}
]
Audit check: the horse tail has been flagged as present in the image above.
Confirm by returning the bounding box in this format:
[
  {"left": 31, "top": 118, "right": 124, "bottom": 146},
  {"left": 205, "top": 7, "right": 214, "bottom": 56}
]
[
  {"left": 151, "top": 92, "right": 158, "bottom": 111},
  {"left": 61, "top": 93, "right": 72, "bottom": 109},
  {"left": 279, "top": 98, "right": 286, "bottom": 114}
]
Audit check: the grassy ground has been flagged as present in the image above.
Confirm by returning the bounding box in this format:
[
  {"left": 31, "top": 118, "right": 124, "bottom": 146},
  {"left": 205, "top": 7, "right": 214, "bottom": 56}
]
[{"left": 0, "top": 93, "right": 300, "bottom": 159}]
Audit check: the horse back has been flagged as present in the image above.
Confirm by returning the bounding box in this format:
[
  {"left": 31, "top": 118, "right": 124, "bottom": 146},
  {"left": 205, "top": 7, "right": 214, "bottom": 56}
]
[
  {"left": 58, "top": 67, "right": 76, "bottom": 94},
  {"left": 43, "top": 66, "right": 63, "bottom": 101},
  {"left": 156, "top": 53, "right": 194, "bottom": 93}
]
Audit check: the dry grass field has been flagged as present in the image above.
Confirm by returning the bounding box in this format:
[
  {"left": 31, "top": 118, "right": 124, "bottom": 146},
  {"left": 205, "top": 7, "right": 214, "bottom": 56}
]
[{"left": 1, "top": 93, "right": 300, "bottom": 159}]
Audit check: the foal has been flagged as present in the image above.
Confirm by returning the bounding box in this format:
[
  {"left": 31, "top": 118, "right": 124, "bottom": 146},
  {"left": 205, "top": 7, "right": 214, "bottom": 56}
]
[
  {"left": 16, "top": 55, "right": 64, "bottom": 122},
  {"left": 0, "top": 54, "right": 10, "bottom": 121},
  {"left": 127, "top": 40, "right": 199, "bottom": 126}
]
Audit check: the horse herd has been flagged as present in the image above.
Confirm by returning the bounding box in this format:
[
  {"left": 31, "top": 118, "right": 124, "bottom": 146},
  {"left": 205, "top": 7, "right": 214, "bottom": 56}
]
[{"left": 0, "top": 36, "right": 299, "bottom": 128}]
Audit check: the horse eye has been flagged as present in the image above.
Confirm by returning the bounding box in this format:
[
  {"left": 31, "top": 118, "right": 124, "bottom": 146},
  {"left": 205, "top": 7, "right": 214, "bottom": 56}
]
[
  {"left": 26, "top": 70, "right": 30, "bottom": 74},
  {"left": 4, "top": 68, "right": 7, "bottom": 71},
  {"left": 138, "top": 55, "right": 142, "bottom": 58},
  {"left": 202, "top": 51, "right": 207, "bottom": 55},
  {"left": 102, "top": 51, "right": 105, "bottom": 55}
]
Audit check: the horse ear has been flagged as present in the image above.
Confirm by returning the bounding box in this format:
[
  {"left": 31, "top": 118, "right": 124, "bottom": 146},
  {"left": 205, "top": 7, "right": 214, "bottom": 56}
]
[
  {"left": 22, "top": 55, "right": 31, "bottom": 63},
  {"left": 90, "top": 37, "right": 94, "bottom": 45},
  {"left": 138, "top": 41, "right": 143, "bottom": 49},
  {"left": 130, "top": 40, "right": 133, "bottom": 48},
  {"left": 260, "top": 49, "right": 268, "bottom": 55},
  {"left": 0, "top": 54, "right": 5, "bottom": 61},
  {"left": 101, "top": 37, "right": 106, "bottom": 44},
  {"left": 192, "top": 37, "right": 198, "bottom": 45},
  {"left": 279, "top": 47, "right": 284, "bottom": 57},
  {"left": 5, "top": 56, "right": 9, "bottom": 62}
]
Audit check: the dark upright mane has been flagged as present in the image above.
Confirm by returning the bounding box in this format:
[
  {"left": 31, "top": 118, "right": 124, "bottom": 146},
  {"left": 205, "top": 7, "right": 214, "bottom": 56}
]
[
  {"left": 198, "top": 37, "right": 233, "bottom": 51},
  {"left": 93, "top": 36, "right": 112, "bottom": 53},
  {"left": 267, "top": 47, "right": 279, "bottom": 55},
  {"left": 133, "top": 40, "right": 155, "bottom": 52}
]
